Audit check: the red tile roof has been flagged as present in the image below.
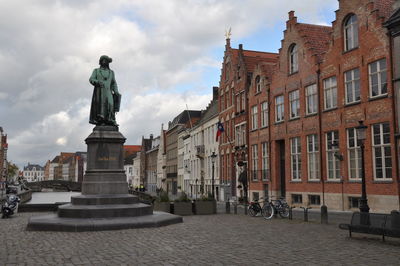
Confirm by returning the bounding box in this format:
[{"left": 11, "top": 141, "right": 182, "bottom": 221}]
[
  {"left": 124, "top": 145, "right": 141, "bottom": 156},
  {"left": 239, "top": 49, "right": 278, "bottom": 72},
  {"left": 296, "top": 23, "right": 332, "bottom": 60}
]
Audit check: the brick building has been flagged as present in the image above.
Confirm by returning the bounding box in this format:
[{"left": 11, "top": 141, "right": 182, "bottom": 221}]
[
  {"left": 218, "top": 39, "right": 278, "bottom": 201},
  {"left": 243, "top": 0, "right": 400, "bottom": 212}
]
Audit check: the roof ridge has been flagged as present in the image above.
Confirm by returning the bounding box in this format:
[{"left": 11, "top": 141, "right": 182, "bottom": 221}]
[{"left": 297, "top": 22, "right": 332, "bottom": 29}]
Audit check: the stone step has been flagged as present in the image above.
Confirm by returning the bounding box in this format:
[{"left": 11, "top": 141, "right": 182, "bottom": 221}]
[
  {"left": 71, "top": 194, "right": 139, "bottom": 205},
  {"left": 58, "top": 203, "right": 153, "bottom": 218},
  {"left": 27, "top": 211, "right": 183, "bottom": 232}
]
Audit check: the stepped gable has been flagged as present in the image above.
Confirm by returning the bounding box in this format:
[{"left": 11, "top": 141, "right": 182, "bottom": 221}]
[{"left": 374, "top": 0, "right": 395, "bottom": 20}]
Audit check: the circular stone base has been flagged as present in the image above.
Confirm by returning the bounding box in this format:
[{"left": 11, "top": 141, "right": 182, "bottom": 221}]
[{"left": 26, "top": 211, "right": 183, "bottom": 232}]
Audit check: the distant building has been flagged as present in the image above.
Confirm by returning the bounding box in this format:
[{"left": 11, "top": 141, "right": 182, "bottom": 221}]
[
  {"left": 187, "top": 90, "right": 220, "bottom": 200},
  {"left": 124, "top": 152, "right": 138, "bottom": 186},
  {"left": 156, "top": 125, "right": 167, "bottom": 192},
  {"left": 23, "top": 163, "right": 45, "bottom": 182},
  {"left": 48, "top": 152, "right": 87, "bottom": 182},
  {"left": 48, "top": 156, "right": 59, "bottom": 180},
  {"left": 43, "top": 160, "right": 50, "bottom": 180},
  {"left": 166, "top": 110, "right": 202, "bottom": 195},
  {"left": 140, "top": 135, "right": 153, "bottom": 190},
  {"left": 146, "top": 136, "right": 160, "bottom": 195},
  {"left": 0, "top": 127, "right": 8, "bottom": 183}
]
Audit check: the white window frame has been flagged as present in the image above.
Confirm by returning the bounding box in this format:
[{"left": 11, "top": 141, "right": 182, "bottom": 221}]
[
  {"left": 261, "top": 101, "right": 268, "bottom": 127},
  {"left": 251, "top": 105, "right": 258, "bottom": 130},
  {"left": 326, "top": 131, "right": 340, "bottom": 180},
  {"left": 235, "top": 122, "right": 246, "bottom": 146},
  {"left": 305, "top": 84, "right": 317, "bottom": 115},
  {"left": 289, "top": 90, "right": 300, "bottom": 119},
  {"left": 252, "top": 144, "right": 258, "bottom": 181},
  {"left": 289, "top": 44, "right": 298, "bottom": 74},
  {"left": 261, "top": 142, "right": 269, "bottom": 181},
  {"left": 291, "top": 137, "right": 301, "bottom": 181},
  {"left": 347, "top": 128, "right": 361, "bottom": 180},
  {"left": 307, "top": 134, "right": 319, "bottom": 181},
  {"left": 369, "top": 58, "right": 387, "bottom": 98},
  {"left": 275, "top": 95, "right": 284, "bottom": 122},
  {"left": 324, "top": 77, "right": 337, "bottom": 110},
  {"left": 345, "top": 68, "right": 360, "bottom": 104},
  {"left": 241, "top": 92, "right": 245, "bottom": 111},
  {"left": 344, "top": 14, "right": 358, "bottom": 51},
  {"left": 255, "top": 75, "right": 261, "bottom": 93},
  {"left": 372, "top": 122, "right": 392, "bottom": 180}
]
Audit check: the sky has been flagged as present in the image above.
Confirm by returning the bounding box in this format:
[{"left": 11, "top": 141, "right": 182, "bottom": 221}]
[{"left": 0, "top": 0, "right": 338, "bottom": 168}]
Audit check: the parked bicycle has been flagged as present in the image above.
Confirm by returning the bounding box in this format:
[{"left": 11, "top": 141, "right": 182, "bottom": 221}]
[
  {"left": 248, "top": 198, "right": 266, "bottom": 218},
  {"left": 262, "top": 197, "right": 290, "bottom": 219}
]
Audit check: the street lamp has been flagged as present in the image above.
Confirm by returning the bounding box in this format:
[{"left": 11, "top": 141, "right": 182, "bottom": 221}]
[
  {"left": 356, "top": 120, "right": 370, "bottom": 214},
  {"left": 211, "top": 152, "right": 217, "bottom": 199}
]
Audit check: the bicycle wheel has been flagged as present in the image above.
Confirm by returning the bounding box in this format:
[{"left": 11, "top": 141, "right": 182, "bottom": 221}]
[
  {"left": 279, "top": 204, "right": 290, "bottom": 218},
  {"left": 262, "top": 203, "right": 274, "bottom": 220},
  {"left": 248, "top": 206, "right": 257, "bottom": 217}
]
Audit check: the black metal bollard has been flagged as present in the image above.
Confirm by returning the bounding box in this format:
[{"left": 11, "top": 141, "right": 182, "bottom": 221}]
[
  {"left": 244, "top": 203, "right": 248, "bottom": 215},
  {"left": 225, "top": 201, "right": 231, "bottom": 214},
  {"left": 289, "top": 206, "right": 295, "bottom": 220},
  {"left": 321, "top": 205, "right": 328, "bottom": 224},
  {"left": 234, "top": 203, "right": 238, "bottom": 214}
]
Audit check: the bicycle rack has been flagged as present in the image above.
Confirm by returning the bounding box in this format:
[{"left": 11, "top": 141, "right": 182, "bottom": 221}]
[
  {"left": 289, "top": 206, "right": 296, "bottom": 220},
  {"left": 225, "top": 201, "right": 231, "bottom": 214},
  {"left": 300, "top": 207, "right": 312, "bottom": 222}
]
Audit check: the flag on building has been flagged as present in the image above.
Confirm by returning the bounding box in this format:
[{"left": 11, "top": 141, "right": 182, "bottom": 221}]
[{"left": 216, "top": 121, "right": 224, "bottom": 141}]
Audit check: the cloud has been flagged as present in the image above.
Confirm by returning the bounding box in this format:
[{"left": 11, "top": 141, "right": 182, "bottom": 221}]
[{"left": 0, "top": 0, "right": 337, "bottom": 167}]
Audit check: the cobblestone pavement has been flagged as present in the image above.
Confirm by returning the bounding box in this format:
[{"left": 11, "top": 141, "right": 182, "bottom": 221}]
[{"left": 1, "top": 212, "right": 399, "bottom": 265}]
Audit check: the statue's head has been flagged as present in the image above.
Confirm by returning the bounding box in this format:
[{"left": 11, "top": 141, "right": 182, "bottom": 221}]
[{"left": 99, "top": 55, "right": 112, "bottom": 67}]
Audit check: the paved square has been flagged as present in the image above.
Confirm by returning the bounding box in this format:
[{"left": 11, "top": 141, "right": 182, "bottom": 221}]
[{"left": 0, "top": 212, "right": 399, "bottom": 265}]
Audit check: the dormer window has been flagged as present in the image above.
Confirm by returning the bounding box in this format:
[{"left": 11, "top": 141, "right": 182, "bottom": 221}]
[
  {"left": 344, "top": 14, "right": 358, "bottom": 51},
  {"left": 255, "top": 75, "right": 261, "bottom": 93},
  {"left": 289, "top": 44, "right": 298, "bottom": 74}
]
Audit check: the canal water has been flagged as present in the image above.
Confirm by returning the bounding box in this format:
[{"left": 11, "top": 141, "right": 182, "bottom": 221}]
[{"left": 29, "top": 191, "right": 81, "bottom": 204}]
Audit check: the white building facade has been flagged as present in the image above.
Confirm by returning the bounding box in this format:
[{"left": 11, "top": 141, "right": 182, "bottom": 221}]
[{"left": 23, "top": 163, "right": 45, "bottom": 182}]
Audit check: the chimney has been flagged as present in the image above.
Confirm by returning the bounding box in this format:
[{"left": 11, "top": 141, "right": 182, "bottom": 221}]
[
  {"left": 150, "top": 134, "right": 153, "bottom": 140},
  {"left": 287, "top": 10, "right": 297, "bottom": 28},
  {"left": 239, "top": 44, "right": 243, "bottom": 51}
]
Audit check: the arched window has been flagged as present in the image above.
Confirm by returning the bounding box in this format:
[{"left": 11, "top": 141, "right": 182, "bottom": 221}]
[
  {"left": 344, "top": 14, "right": 358, "bottom": 51},
  {"left": 289, "top": 44, "right": 298, "bottom": 74},
  {"left": 255, "top": 75, "right": 261, "bottom": 93}
]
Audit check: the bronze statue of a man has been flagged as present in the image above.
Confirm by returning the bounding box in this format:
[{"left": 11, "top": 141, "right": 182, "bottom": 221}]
[{"left": 89, "top": 55, "right": 121, "bottom": 126}]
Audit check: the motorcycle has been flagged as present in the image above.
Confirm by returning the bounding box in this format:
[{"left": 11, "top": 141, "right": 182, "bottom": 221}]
[{"left": 1, "top": 194, "right": 20, "bottom": 218}]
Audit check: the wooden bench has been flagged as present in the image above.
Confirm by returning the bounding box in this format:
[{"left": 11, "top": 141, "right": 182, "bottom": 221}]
[{"left": 339, "top": 211, "right": 400, "bottom": 241}]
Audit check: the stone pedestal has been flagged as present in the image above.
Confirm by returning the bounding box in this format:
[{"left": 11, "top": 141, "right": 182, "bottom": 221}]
[{"left": 27, "top": 126, "right": 182, "bottom": 231}]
